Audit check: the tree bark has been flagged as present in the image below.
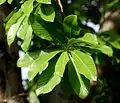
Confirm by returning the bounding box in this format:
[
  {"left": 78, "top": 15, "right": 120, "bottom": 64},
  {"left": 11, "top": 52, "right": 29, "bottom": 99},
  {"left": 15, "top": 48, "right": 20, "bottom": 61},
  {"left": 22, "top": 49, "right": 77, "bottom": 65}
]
[{"left": 0, "top": 4, "right": 26, "bottom": 103}]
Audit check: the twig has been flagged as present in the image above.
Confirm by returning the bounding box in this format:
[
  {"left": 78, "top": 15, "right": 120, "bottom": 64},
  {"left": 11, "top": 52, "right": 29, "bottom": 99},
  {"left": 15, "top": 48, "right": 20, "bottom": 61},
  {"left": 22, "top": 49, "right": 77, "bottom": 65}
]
[
  {"left": 57, "top": 0, "right": 63, "bottom": 12},
  {"left": 12, "top": 92, "right": 28, "bottom": 99}
]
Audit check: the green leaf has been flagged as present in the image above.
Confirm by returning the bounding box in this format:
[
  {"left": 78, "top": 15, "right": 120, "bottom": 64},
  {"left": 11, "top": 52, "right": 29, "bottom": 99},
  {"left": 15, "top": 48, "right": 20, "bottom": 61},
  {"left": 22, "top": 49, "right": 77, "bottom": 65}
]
[
  {"left": 21, "top": 0, "right": 34, "bottom": 15},
  {"left": 109, "top": 40, "right": 120, "bottom": 49},
  {"left": 28, "top": 62, "right": 49, "bottom": 81},
  {"left": 32, "top": 20, "right": 53, "bottom": 41},
  {"left": 36, "top": 0, "right": 51, "bottom": 4},
  {"left": 18, "top": 17, "right": 29, "bottom": 40},
  {"left": 68, "top": 61, "right": 90, "bottom": 99},
  {"left": 28, "top": 51, "right": 41, "bottom": 59},
  {"left": 31, "top": 14, "right": 66, "bottom": 45},
  {"left": 0, "top": 0, "right": 6, "bottom": 5},
  {"left": 28, "top": 50, "right": 61, "bottom": 80},
  {"left": 63, "top": 15, "right": 80, "bottom": 37},
  {"left": 71, "top": 50, "right": 97, "bottom": 81},
  {"left": 7, "top": 15, "right": 25, "bottom": 46},
  {"left": 21, "top": 25, "right": 33, "bottom": 52},
  {"left": 67, "top": 38, "right": 85, "bottom": 48},
  {"left": 8, "top": 0, "right": 13, "bottom": 4},
  {"left": 78, "top": 33, "right": 98, "bottom": 45},
  {"left": 4, "top": 9, "right": 17, "bottom": 23},
  {"left": 98, "top": 31, "right": 120, "bottom": 49},
  {"left": 36, "top": 75, "right": 61, "bottom": 95},
  {"left": 38, "top": 4, "right": 55, "bottom": 22},
  {"left": 95, "top": 45, "right": 113, "bottom": 57},
  {"left": 67, "top": 33, "right": 98, "bottom": 48},
  {"left": 106, "top": 0, "right": 119, "bottom": 9},
  {"left": 54, "top": 52, "right": 69, "bottom": 77},
  {"left": 5, "top": 10, "right": 23, "bottom": 32},
  {"left": 17, "top": 53, "right": 34, "bottom": 67},
  {"left": 34, "top": 57, "right": 57, "bottom": 90},
  {"left": 29, "top": 91, "right": 40, "bottom": 103},
  {"left": 36, "top": 52, "right": 69, "bottom": 95}
]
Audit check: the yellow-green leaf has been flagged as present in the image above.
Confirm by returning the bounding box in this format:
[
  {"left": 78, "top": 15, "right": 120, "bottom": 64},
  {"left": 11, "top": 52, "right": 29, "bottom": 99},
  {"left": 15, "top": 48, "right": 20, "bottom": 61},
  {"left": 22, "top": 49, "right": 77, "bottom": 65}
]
[
  {"left": 0, "top": 0, "right": 6, "bottom": 5},
  {"left": 7, "top": 15, "right": 25, "bottom": 46},
  {"left": 5, "top": 10, "right": 23, "bottom": 32},
  {"left": 36, "top": 75, "right": 60, "bottom": 95},
  {"left": 95, "top": 45, "right": 113, "bottom": 57},
  {"left": 8, "top": 0, "right": 13, "bottom": 4},
  {"left": 17, "top": 53, "right": 34, "bottom": 67},
  {"left": 28, "top": 62, "right": 49, "bottom": 81},
  {"left": 78, "top": 33, "right": 98, "bottom": 45},
  {"left": 36, "top": 52, "right": 69, "bottom": 95},
  {"left": 36, "top": 0, "right": 51, "bottom": 4},
  {"left": 18, "top": 17, "right": 29, "bottom": 40},
  {"left": 71, "top": 50, "right": 97, "bottom": 81},
  {"left": 28, "top": 50, "right": 60, "bottom": 80},
  {"left": 54, "top": 52, "right": 69, "bottom": 77},
  {"left": 21, "top": 0, "right": 34, "bottom": 15},
  {"left": 68, "top": 61, "right": 90, "bottom": 99},
  {"left": 21, "top": 25, "right": 33, "bottom": 52}
]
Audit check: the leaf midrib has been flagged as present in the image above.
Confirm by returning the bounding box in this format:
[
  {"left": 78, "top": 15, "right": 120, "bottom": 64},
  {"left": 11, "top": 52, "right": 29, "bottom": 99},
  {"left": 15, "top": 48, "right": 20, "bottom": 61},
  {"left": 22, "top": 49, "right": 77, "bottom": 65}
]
[{"left": 72, "top": 51, "right": 94, "bottom": 80}]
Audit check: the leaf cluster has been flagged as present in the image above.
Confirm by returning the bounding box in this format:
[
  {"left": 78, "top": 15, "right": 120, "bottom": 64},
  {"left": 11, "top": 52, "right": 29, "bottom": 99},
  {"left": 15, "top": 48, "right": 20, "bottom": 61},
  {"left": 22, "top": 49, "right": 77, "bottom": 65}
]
[{"left": 1, "top": 0, "right": 115, "bottom": 99}]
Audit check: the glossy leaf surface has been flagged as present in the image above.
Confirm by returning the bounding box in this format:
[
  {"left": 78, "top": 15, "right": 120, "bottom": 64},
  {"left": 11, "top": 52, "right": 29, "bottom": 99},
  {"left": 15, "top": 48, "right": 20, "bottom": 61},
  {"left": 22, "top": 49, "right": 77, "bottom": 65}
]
[
  {"left": 21, "top": 25, "right": 33, "bottom": 52},
  {"left": 18, "top": 17, "right": 29, "bottom": 40},
  {"left": 68, "top": 61, "right": 90, "bottom": 99},
  {"left": 21, "top": 0, "right": 34, "bottom": 15},
  {"left": 17, "top": 53, "right": 34, "bottom": 67},
  {"left": 71, "top": 50, "right": 97, "bottom": 81},
  {"left": 7, "top": 15, "right": 25, "bottom": 46},
  {"left": 36, "top": 0, "right": 51, "bottom": 4},
  {"left": 78, "top": 33, "right": 98, "bottom": 45},
  {"left": 28, "top": 50, "right": 60, "bottom": 80},
  {"left": 36, "top": 52, "right": 69, "bottom": 95}
]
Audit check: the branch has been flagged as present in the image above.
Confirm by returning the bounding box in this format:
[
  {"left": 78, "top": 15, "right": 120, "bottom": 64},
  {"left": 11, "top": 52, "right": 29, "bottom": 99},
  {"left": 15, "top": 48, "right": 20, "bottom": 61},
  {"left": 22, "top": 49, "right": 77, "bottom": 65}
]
[{"left": 57, "top": 0, "right": 63, "bottom": 12}]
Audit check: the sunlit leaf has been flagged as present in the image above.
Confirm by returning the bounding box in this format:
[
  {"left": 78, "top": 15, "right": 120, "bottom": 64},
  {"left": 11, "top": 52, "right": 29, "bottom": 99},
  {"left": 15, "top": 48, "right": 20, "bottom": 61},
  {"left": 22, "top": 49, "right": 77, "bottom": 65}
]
[
  {"left": 34, "top": 58, "right": 56, "bottom": 88},
  {"left": 28, "top": 50, "right": 61, "bottom": 80},
  {"left": 78, "top": 33, "right": 98, "bottom": 45},
  {"left": 5, "top": 10, "right": 23, "bottom": 32},
  {"left": 71, "top": 50, "right": 97, "bottom": 81},
  {"left": 8, "top": 0, "right": 13, "bottom": 4},
  {"left": 21, "top": 25, "right": 33, "bottom": 52},
  {"left": 0, "top": 0, "right": 6, "bottom": 5},
  {"left": 36, "top": 52, "right": 69, "bottom": 95},
  {"left": 18, "top": 17, "right": 29, "bottom": 40},
  {"left": 36, "top": 75, "right": 60, "bottom": 95},
  {"left": 36, "top": 0, "right": 51, "bottom": 4},
  {"left": 95, "top": 45, "right": 113, "bottom": 56},
  {"left": 68, "top": 60, "right": 90, "bottom": 99},
  {"left": 54, "top": 52, "right": 69, "bottom": 77},
  {"left": 21, "top": 0, "right": 34, "bottom": 15},
  {"left": 28, "top": 62, "right": 48, "bottom": 81},
  {"left": 7, "top": 15, "right": 25, "bottom": 46},
  {"left": 17, "top": 53, "right": 34, "bottom": 67}
]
